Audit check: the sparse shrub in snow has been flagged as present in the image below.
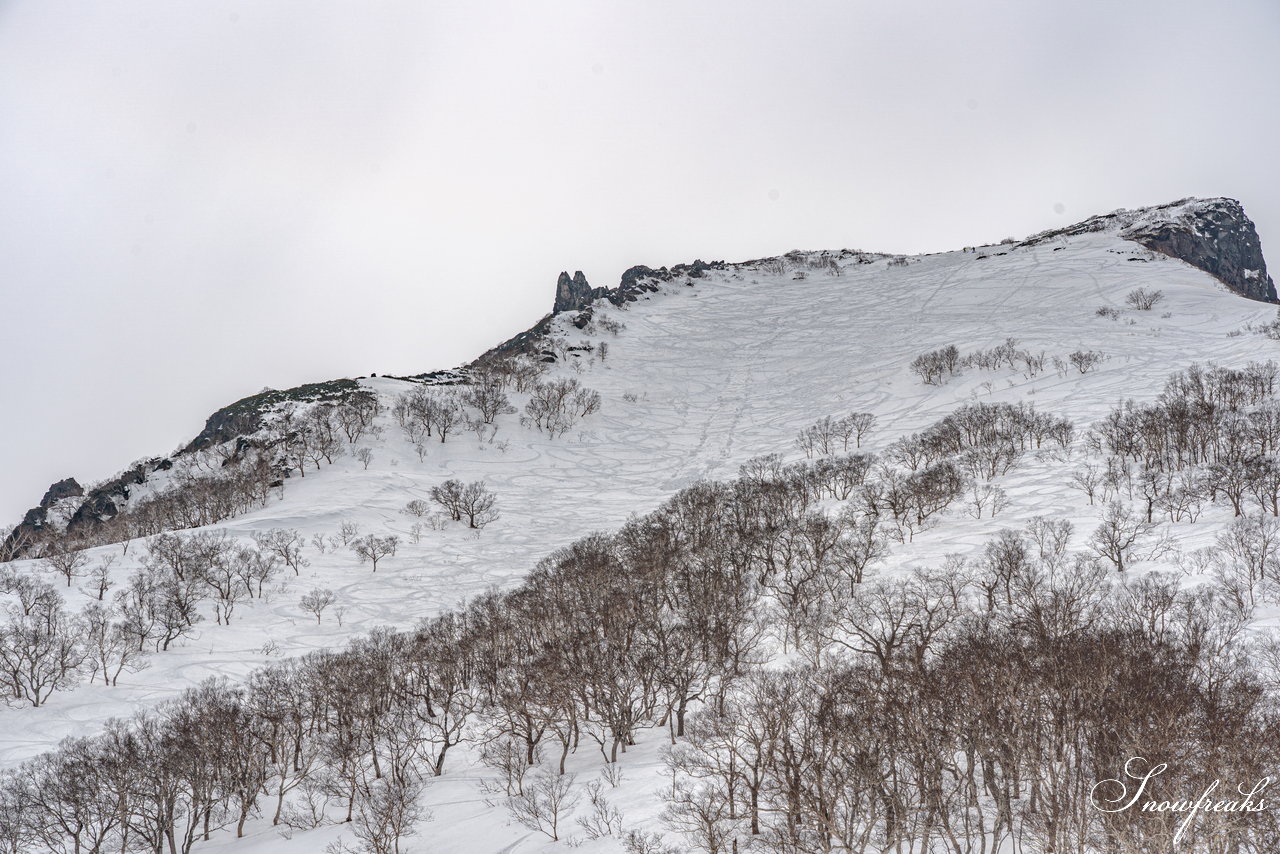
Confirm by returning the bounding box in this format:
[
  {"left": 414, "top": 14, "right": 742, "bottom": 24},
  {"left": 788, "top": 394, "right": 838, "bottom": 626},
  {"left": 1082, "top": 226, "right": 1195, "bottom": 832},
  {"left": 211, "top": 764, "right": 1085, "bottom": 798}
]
[
  {"left": 350, "top": 776, "right": 429, "bottom": 854},
  {"left": 964, "top": 337, "right": 1020, "bottom": 371},
  {"left": 1096, "top": 305, "right": 1121, "bottom": 319},
  {"left": 464, "top": 413, "right": 500, "bottom": 444},
  {"left": 479, "top": 736, "right": 538, "bottom": 797},
  {"left": 235, "top": 545, "right": 281, "bottom": 598},
  {"left": 335, "top": 390, "right": 380, "bottom": 444},
  {"left": 300, "top": 588, "right": 336, "bottom": 623},
  {"left": 1067, "top": 349, "right": 1104, "bottom": 373},
  {"left": 596, "top": 315, "right": 625, "bottom": 335},
  {"left": 1259, "top": 308, "right": 1280, "bottom": 340},
  {"left": 1019, "top": 349, "right": 1047, "bottom": 378},
  {"left": 507, "top": 770, "right": 580, "bottom": 842},
  {"left": 1124, "top": 287, "right": 1164, "bottom": 311},
  {"left": 1214, "top": 514, "right": 1280, "bottom": 608},
  {"left": 201, "top": 548, "right": 249, "bottom": 624},
  {"left": 1069, "top": 460, "right": 1104, "bottom": 505},
  {"left": 430, "top": 480, "right": 465, "bottom": 522},
  {"left": 338, "top": 520, "right": 361, "bottom": 545},
  {"left": 404, "top": 499, "right": 432, "bottom": 517},
  {"left": 310, "top": 532, "right": 328, "bottom": 554},
  {"left": 577, "top": 781, "right": 625, "bottom": 839},
  {"left": 355, "top": 447, "right": 374, "bottom": 469},
  {"left": 1025, "top": 516, "right": 1074, "bottom": 570},
  {"left": 81, "top": 600, "right": 148, "bottom": 685},
  {"left": 623, "top": 830, "right": 677, "bottom": 854}
]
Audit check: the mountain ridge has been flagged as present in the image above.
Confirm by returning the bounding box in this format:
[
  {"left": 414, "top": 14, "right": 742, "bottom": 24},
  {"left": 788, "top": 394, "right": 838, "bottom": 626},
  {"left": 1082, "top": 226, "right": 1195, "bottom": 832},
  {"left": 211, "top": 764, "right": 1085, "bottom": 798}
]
[{"left": 3, "top": 195, "right": 1273, "bottom": 560}]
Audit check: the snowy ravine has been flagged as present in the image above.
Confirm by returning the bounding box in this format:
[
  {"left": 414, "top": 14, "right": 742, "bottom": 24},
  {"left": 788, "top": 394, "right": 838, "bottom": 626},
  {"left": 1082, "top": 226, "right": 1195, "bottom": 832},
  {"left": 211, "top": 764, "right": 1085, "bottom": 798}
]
[{"left": 3, "top": 198, "right": 1279, "bottom": 853}]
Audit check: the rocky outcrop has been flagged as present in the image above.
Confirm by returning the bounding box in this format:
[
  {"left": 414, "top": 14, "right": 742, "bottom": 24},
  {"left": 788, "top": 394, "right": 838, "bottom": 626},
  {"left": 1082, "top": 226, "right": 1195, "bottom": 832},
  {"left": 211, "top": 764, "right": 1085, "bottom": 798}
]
[
  {"left": 1023, "top": 197, "right": 1276, "bottom": 302},
  {"left": 39, "top": 477, "right": 83, "bottom": 508},
  {"left": 1, "top": 477, "right": 83, "bottom": 557},
  {"left": 551, "top": 260, "right": 726, "bottom": 315},
  {"left": 65, "top": 460, "right": 166, "bottom": 533},
  {"left": 553, "top": 271, "right": 604, "bottom": 313},
  {"left": 1121, "top": 199, "right": 1276, "bottom": 302},
  {"left": 184, "top": 378, "right": 361, "bottom": 452}
]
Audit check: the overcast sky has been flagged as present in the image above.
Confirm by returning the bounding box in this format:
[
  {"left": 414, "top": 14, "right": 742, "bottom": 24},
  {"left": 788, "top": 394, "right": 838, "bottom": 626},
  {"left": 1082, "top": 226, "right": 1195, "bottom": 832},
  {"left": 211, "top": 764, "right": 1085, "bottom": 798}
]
[{"left": 1, "top": 1, "right": 1277, "bottom": 521}]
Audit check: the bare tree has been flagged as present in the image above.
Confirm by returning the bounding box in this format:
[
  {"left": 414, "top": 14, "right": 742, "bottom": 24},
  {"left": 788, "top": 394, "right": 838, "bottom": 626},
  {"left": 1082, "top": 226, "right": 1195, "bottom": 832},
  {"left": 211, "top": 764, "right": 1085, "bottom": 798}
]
[
  {"left": 457, "top": 482, "right": 499, "bottom": 529},
  {"left": 847, "top": 411, "right": 877, "bottom": 448},
  {"left": 1068, "top": 350, "right": 1104, "bottom": 374},
  {"left": 300, "top": 588, "right": 336, "bottom": 623},
  {"left": 82, "top": 554, "right": 117, "bottom": 600},
  {"left": 429, "top": 480, "right": 465, "bottom": 522},
  {"left": 40, "top": 545, "right": 91, "bottom": 588},
  {"left": 462, "top": 378, "right": 516, "bottom": 424},
  {"left": 507, "top": 771, "right": 579, "bottom": 842},
  {"left": 252, "top": 529, "right": 309, "bottom": 575},
  {"left": 338, "top": 521, "right": 361, "bottom": 545},
  {"left": 355, "top": 447, "right": 375, "bottom": 470},
  {"left": 80, "top": 602, "right": 148, "bottom": 686},
  {"left": 1088, "top": 502, "right": 1155, "bottom": 572},
  {"left": 200, "top": 552, "right": 249, "bottom": 625},
  {"left": 350, "top": 775, "right": 428, "bottom": 854},
  {"left": 351, "top": 535, "right": 398, "bottom": 571},
  {"left": 0, "top": 601, "right": 86, "bottom": 706}
]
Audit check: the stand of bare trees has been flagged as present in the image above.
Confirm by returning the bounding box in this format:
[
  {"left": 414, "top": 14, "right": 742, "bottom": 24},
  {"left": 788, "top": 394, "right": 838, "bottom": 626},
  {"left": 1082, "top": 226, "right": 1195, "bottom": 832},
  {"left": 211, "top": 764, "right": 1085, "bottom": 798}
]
[
  {"left": 523, "top": 378, "right": 601, "bottom": 438},
  {"left": 6, "top": 368, "right": 1280, "bottom": 852},
  {"left": 1088, "top": 361, "right": 1280, "bottom": 519},
  {"left": 5, "top": 449, "right": 1277, "bottom": 852},
  {"left": 0, "top": 530, "right": 290, "bottom": 709}
]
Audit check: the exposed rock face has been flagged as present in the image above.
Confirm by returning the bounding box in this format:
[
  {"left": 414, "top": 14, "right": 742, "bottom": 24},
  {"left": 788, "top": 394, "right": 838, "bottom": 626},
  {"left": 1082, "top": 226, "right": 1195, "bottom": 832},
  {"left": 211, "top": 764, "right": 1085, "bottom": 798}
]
[
  {"left": 553, "top": 271, "right": 603, "bottom": 313},
  {"left": 1, "top": 477, "right": 83, "bottom": 557},
  {"left": 39, "top": 478, "right": 83, "bottom": 508},
  {"left": 552, "top": 260, "right": 727, "bottom": 315},
  {"left": 66, "top": 461, "right": 159, "bottom": 533},
  {"left": 184, "top": 378, "right": 362, "bottom": 452},
  {"left": 1023, "top": 197, "right": 1276, "bottom": 303},
  {"left": 1121, "top": 199, "right": 1276, "bottom": 302}
]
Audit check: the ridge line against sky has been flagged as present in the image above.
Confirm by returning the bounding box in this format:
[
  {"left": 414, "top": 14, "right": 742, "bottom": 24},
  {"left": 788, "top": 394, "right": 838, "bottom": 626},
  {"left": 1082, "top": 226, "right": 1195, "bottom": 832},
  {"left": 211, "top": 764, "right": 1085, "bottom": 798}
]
[{"left": 0, "top": 0, "right": 1277, "bottom": 520}]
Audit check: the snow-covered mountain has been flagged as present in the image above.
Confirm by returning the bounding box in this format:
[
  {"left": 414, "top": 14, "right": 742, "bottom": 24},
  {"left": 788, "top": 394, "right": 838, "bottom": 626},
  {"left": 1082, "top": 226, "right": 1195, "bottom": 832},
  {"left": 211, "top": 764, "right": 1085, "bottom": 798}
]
[{"left": 2, "top": 197, "right": 1279, "bottom": 854}]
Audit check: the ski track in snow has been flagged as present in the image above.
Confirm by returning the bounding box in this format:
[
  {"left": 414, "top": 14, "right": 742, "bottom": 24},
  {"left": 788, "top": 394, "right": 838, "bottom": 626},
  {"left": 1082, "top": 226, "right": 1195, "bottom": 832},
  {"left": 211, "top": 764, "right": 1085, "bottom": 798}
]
[{"left": 2, "top": 232, "right": 1277, "bottom": 853}]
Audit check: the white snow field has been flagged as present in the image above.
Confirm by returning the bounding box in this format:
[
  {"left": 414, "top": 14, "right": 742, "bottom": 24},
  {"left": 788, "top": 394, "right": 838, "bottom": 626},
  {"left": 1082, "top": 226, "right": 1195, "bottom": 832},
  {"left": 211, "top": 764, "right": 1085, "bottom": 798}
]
[{"left": 3, "top": 211, "right": 1278, "bottom": 853}]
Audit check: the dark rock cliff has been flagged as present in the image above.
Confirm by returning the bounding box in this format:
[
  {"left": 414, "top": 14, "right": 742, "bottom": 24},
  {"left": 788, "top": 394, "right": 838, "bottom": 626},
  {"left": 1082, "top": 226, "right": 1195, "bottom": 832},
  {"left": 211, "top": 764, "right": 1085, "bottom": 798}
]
[
  {"left": 553, "top": 271, "right": 604, "bottom": 313},
  {"left": 1121, "top": 198, "right": 1276, "bottom": 302},
  {"left": 1023, "top": 197, "right": 1276, "bottom": 303}
]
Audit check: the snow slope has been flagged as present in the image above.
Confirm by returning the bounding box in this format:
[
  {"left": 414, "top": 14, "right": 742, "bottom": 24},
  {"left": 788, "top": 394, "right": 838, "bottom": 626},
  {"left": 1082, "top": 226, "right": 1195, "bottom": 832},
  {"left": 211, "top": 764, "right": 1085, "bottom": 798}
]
[{"left": 3, "top": 218, "right": 1277, "bottom": 852}]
